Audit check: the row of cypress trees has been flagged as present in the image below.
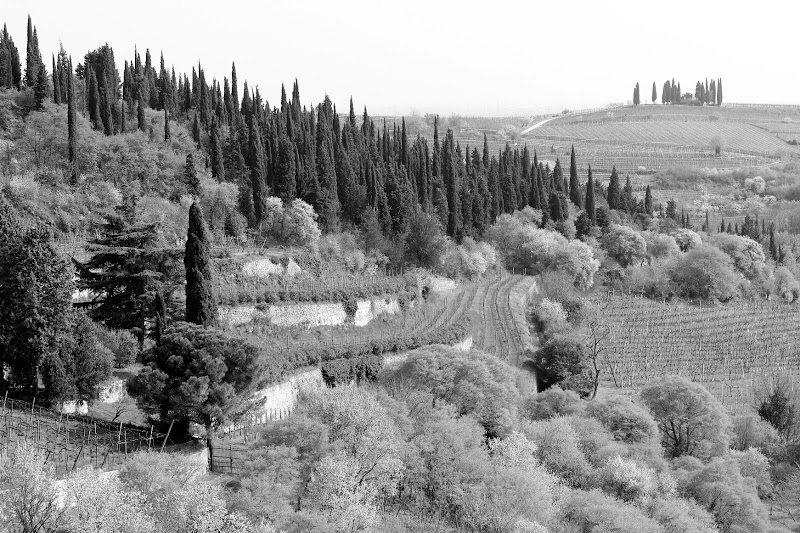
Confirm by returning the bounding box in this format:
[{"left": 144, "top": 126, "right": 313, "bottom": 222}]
[{"left": 3, "top": 15, "right": 645, "bottom": 245}]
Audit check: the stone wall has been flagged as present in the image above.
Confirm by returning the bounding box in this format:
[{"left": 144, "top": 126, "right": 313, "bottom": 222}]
[{"left": 219, "top": 296, "right": 402, "bottom": 328}]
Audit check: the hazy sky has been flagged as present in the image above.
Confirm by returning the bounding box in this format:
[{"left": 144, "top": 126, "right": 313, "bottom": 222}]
[{"left": 5, "top": 0, "right": 800, "bottom": 116}]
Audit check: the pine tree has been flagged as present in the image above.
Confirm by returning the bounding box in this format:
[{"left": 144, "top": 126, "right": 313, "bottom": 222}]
[
  {"left": 67, "top": 58, "right": 78, "bottom": 187},
  {"left": 184, "top": 153, "right": 200, "bottom": 196},
  {"left": 185, "top": 202, "right": 218, "bottom": 327},
  {"left": 569, "top": 145, "right": 582, "bottom": 208},
  {"left": 644, "top": 185, "right": 653, "bottom": 214},
  {"left": 585, "top": 164, "right": 596, "bottom": 226},
  {"left": 652, "top": 81, "right": 657, "bottom": 104}
]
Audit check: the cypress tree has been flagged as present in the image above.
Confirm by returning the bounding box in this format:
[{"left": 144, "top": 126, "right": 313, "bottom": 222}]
[
  {"left": 569, "top": 145, "right": 582, "bottom": 208},
  {"left": 549, "top": 192, "right": 564, "bottom": 223},
  {"left": 52, "top": 54, "right": 60, "bottom": 104},
  {"left": 185, "top": 202, "right": 218, "bottom": 327},
  {"left": 184, "top": 153, "right": 199, "bottom": 196},
  {"left": 652, "top": 81, "right": 657, "bottom": 104},
  {"left": 585, "top": 164, "right": 596, "bottom": 225},
  {"left": 164, "top": 107, "right": 170, "bottom": 142},
  {"left": 137, "top": 95, "right": 146, "bottom": 132},
  {"left": 248, "top": 120, "right": 269, "bottom": 226},
  {"left": 607, "top": 166, "right": 620, "bottom": 209},
  {"left": 25, "top": 16, "right": 41, "bottom": 88},
  {"left": 192, "top": 113, "right": 201, "bottom": 145},
  {"left": 67, "top": 58, "right": 78, "bottom": 187},
  {"left": 717, "top": 79, "right": 723, "bottom": 105},
  {"left": 209, "top": 121, "right": 225, "bottom": 180},
  {"left": 704, "top": 211, "right": 710, "bottom": 232},
  {"left": 769, "top": 223, "right": 777, "bottom": 260},
  {"left": 34, "top": 62, "right": 48, "bottom": 111}
]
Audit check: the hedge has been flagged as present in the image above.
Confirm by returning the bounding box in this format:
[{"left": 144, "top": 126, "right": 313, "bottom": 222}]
[
  {"left": 216, "top": 274, "right": 418, "bottom": 306},
  {"left": 321, "top": 355, "right": 383, "bottom": 387}
]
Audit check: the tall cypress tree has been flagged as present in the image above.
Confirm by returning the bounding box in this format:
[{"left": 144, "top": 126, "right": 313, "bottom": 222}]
[
  {"left": 209, "top": 121, "right": 225, "bottom": 180},
  {"left": 644, "top": 185, "right": 653, "bottom": 215},
  {"left": 33, "top": 62, "right": 48, "bottom": 111},
  {"left": 569, "top": 145, "right": 582, "bottom": 208},
  {"left": 25, "top": 16, "right": 42, "bottom": 88},
  {"left": 184, "top": 153, "right": 199, "bottom": 196},
  {"left": 67, "top": 58, "right": 78, "bottom": 187},
  {"left": 137, "top": 95, "right": 147, "bottom": 132},
  {"left": 651, "top": 81, "right": 657, "bottom": 104},
  {"left": 249, "top": 120, "right": 269, "bottom": 225},
  {"left": 185, "top": 202, "right": 218, "bottom": 327},
  {"left": 607, "top": 166, "right": 620, "bottom": 210},
  {"left": 164, "top": 107, "right": 171, "bottom": 142},
  {"left": 717, "top": 79, "right": 723, "bottom": 105},
  {"left": 585, "top": 164, "right": 596, "bottom": 225}
]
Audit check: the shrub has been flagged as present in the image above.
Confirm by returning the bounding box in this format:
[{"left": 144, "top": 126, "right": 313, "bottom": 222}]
[
  {"left": 668, "top": 244, "right": 741, "bottom": 301},
  {"left": 533, "top": 340, "right": 590, "bottom": 397},
  {"left": 555, "top": 488, "right": 664, "bottom": 533},
  {"left": 598, "top": 455, "right": 658, "bottom": 502},
  {"left": 672, "top": 228, "right": 701, "bottom": 252},
  {"left": 522, "top": 386, "right": 584, "bottom": 420},
  {"left": 524, "top": 417, "right": 592, "bottom": 486},
  {"left": 342, "top": 296, "right": 358, "bottom": 318},
  {"left": 533, "top": 298, "right": 569, "bottom": 338},
  {"left": 644, "top": 232, "right": 679, "bottom": 263},
  {"left": 586, "top": 396, "right": 659, "bottom": 444},
  {"left": 321, "top": 355, "right": 383, "bottom": 387}
]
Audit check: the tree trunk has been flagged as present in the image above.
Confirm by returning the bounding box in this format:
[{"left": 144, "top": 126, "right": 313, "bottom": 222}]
[{"left": 206, "top": 420, "right": 215, "bottom": 472}]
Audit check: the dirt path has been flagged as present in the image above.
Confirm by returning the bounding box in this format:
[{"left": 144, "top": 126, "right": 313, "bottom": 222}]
[{"left": 469, "top": 274, "right": 536, "bottom": 365}]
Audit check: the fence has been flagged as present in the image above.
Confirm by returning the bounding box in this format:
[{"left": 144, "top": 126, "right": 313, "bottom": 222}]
[
  {"left": 0, "top": 395, "right": 172, "bottom": 477},
  {"left": 208, "top": 443, "right": 249, "bottom": 475}
]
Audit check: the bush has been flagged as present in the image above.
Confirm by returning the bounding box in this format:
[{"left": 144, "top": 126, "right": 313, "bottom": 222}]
[
  {"left": 554, "top": 488, "right": 664, "bottom": 533},
  {"left": 321, "top": 355, "right": 383, "bottom": 387},
  {"left": 585, "top": 396, "right": 659, "bottom": 444},
  {"left": 533, "top": 298, "right": 569, "bottom": 338},
  {"left": 668, "top": 244, "right": 741, "bottom": 301},
  {"left": 644, "top": 232, "right": 679, "bottom": 263},
  {"left": 342, "top": 296, "right": 358, "bottom": 318},
  {"left": 522, "top": 386, "right": 584, "bottom": 421},
  {"left": 533, "top": 340, "right": 590, "bottom": 396}
]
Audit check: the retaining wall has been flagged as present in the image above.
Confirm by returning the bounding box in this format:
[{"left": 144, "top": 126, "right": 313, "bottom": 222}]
[{"left": 219, "top": 296, "right": 402, "bottom": 328}]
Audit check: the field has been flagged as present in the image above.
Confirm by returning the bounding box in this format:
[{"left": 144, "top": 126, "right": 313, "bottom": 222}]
[{"left": 597, "top": 294, "right": 800, "bottom": 415}]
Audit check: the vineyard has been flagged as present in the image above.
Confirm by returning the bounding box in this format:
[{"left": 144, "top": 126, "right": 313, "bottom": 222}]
[
  {"left": 597, "top": 294, "right": 800, "bottom": 415},
  {"left": 0, "top": 396, "right": 173, "bottom": 478}
]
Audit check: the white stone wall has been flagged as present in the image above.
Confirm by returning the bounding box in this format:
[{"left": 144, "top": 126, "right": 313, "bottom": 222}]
[{"left": 219, "top": 296, "right": 402, "bottom": 329}]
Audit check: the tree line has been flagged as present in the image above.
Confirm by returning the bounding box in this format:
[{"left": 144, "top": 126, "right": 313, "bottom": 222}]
[{"left": 632, "top": 77, "right": 723, "bottom": 106}]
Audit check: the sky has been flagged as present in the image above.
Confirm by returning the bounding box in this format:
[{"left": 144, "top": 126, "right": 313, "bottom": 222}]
[{"left": 4, "top": 0, "right": 800, "bottom": 116}]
